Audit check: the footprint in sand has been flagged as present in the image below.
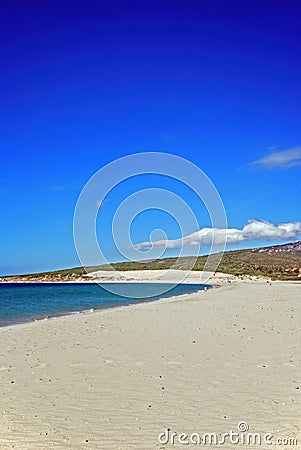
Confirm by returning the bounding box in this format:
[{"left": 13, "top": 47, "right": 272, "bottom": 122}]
[
  {"left": 35, "top": 363, "right": 48, "bottom": 369},
  {"left": 68, "top": 362, "right": 84, "bottom": 367},
  {"left": 0, "top": 365, "right": 14, "bottom": 371}
]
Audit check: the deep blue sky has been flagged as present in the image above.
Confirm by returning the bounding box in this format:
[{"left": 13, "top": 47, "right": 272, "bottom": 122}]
[{"left": 1, "top": 1, "right": 300, "bottom": 275}]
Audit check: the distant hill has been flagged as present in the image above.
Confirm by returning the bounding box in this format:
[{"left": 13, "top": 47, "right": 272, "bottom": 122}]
[
  {"left": 210, "top": 241, "right": 301, "bottom": 280},
  {"left": 1, "top": 241, "right": 301, "bottom": 282}
]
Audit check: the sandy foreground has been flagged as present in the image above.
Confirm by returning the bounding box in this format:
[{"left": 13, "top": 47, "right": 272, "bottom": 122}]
[{"left": 0, "top": 276, "right": 300, "bottom": 449}]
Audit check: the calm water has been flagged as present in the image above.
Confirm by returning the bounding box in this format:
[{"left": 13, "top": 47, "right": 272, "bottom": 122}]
[{"left": 0, "top": 282, "right": 210, "bottom": 326}]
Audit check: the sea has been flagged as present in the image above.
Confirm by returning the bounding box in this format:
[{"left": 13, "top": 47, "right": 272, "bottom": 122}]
[{"left": 0, "top": 282, "right": 210, "bottom": 327}]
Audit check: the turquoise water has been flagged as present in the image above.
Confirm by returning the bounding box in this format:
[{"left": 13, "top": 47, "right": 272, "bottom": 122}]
[{"left": 0, "top": 282, "right": 210, "bottom": 326}]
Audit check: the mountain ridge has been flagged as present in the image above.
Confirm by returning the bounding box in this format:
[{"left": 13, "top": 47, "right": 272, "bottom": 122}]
[{"left": 251, "top": 240, "right": 301, "bottom": 254}]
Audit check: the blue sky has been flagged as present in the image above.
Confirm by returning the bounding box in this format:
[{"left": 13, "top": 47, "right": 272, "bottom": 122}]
[{"left": 1, "top": 1, "right": 300, "bottom": 275}]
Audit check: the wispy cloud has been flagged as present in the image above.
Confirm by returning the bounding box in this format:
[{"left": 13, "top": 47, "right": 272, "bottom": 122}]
[
  {"left": 134, "top": 220, "right": 301, "bottom": 250},
  {"left": 251, "top": 147, "right": 301, "bottom": 169}
]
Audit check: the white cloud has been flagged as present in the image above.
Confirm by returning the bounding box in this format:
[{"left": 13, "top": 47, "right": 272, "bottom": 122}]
[
  {"left": 251, "top": 147, "right": 301, "bottom": 169},
  {"left": 134, "top": 220, "right": 301, "bottom": 250}
]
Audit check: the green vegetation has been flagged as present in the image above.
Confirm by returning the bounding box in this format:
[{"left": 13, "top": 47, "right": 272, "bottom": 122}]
[
  {"left": 2, "top": 242, "right": 300, "bottom": 281},
  {"left": 95, "top": 248, "right": 301, "bottom": 280}
]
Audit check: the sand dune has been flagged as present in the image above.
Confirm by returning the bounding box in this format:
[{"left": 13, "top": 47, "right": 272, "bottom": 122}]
[
  {"left": 0, "top": 281, "right": 300, "bottom": 449},
  {"left": 85, "top": 269, "right": 236, "bottom": 284}
]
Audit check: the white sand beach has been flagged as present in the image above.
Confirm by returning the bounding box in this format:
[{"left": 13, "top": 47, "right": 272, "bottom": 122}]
[{"left": 0, "top": 277, "right": 300, "bottom": 449}]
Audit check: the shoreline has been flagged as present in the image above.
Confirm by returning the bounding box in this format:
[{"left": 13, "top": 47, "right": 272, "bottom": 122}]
[
  {"left": 1, "top": 283, "right": 227, "bottom": 333},
  {"left": 0, "top": 281, "right": 214, "bottom": 330}
]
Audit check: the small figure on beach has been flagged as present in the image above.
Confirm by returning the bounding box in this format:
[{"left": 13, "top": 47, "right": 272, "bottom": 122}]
[{"left": 227, "top": 278, "right": 232, "bottom": 285}]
